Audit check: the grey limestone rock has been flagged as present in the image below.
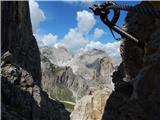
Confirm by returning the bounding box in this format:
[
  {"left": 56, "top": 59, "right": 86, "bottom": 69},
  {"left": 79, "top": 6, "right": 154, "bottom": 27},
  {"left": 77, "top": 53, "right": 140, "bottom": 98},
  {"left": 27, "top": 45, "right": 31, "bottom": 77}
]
[
  {"left": 1, "top": 1, "right": 70, "bottom": 120},
  {"left": 102, "top": 1, "right": 160, "bottom": 120}
]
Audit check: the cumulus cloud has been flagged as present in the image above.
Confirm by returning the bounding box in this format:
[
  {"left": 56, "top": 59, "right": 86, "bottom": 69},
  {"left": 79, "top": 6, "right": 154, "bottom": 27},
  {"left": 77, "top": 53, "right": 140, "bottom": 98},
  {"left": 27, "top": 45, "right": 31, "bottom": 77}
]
[
  {"left": 94, "top": 28, "right": 105, "bottom": 38},
  {"left": 34, "top": 33, "right": 58, "bottom": 46},
  {"left": 29, "top": 0, "right": 46, "bottom": 33},
  {"left": 34, "top": 34, "right": 44, "bottom": 46},
  {"left": 42, "top": 33, "right": 58, "bottom": 45},
  {"left": 82, "top": 41, "right": 121, "bottom": 65},
  {"left": 55, "top": 28, "right": 89, "bottom": 52},
  {"left": 77, "top": 10, "right": 96, "bottom": 33},
  {"left": 65, "top": 0, "right": 94, "bottom": 6},
  {"left": 55, "top": 10, "right": 95, "bottom": 52},
  {"left": 30, "top": 2, "right": 121, "bottom": 64}
]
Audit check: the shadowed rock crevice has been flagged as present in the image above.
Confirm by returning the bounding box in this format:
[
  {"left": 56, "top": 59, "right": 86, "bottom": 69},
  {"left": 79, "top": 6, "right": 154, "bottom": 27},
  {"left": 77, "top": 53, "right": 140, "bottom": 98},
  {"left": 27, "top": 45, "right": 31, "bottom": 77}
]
[
  {"left": 1, "top": 57, "right": 70, "bottom": 120},
  {"left": 1, "top": 1, "right": 70, "bottom": 120},
  {"left": 102, "top": 1, "right": 160, "bottom": 120},
  {"left": 1, "top": 1, "right": 41, "bottom": 86}
]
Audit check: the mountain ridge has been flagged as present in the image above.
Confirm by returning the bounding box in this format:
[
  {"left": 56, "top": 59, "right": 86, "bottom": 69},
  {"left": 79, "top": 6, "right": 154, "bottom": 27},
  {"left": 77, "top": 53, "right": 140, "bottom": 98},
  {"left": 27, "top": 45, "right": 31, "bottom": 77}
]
[{"left": 40, "top": 46, "right": 114, "bottom": 105}]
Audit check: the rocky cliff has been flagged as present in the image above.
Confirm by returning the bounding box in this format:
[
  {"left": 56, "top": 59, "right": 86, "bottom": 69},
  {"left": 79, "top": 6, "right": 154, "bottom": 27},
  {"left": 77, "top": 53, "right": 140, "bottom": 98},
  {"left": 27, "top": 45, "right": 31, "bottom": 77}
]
[
  {"left": 40, "top": 46, "right": 114, "bottom": 105},
  {"left": 70, "top": 88, "right": 112, "bottom": 120},
  {"left": 1, "top": 1, "right": 41, "bottom": 86},
  {"left": 69, "top": 49, "right": 114, "bottom": 89},
  {"left": 1, "top": 1, "right": 69, "bottom": 120},
  {"left": 41, "top": 54, "right": 84, "bottom": 103},
  {"left": 102, "top": 1, "right": 160, "bottom": 120}
]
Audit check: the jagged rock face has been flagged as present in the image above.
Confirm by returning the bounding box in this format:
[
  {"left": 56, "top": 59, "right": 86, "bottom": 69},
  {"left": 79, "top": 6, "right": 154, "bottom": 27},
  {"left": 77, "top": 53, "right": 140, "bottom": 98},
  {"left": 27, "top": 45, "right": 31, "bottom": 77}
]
[
  {"left": 70, "top": 49, "right": 114, "bottom": 89},
  {"left": 1, "top": 1, "right": 41, "bottom": 86},
  {"left": 120, "top": 2, "right": 157, "bottom": 80},
  {"left": 70, "top": 88, "right": 112, "bottom": 120},
  {"left": 102, "top": 1, "right": 160, "bottom": 120},
  {"left": 41, "top": 47, "right": 114, "bottom": 103},
  {"left": 1, "top": 52, "right": 70, "bottom": 120},
  {"left": 41, "top": 55, "right": 87, "bottom": 102},
  {"left": 1, "top": 1, "right": 70, "bottom": 120}
]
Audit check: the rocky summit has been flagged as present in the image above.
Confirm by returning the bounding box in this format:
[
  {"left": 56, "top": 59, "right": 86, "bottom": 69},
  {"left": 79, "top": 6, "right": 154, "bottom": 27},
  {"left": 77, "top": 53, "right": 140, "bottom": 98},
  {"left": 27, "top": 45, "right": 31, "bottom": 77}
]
[{"left": 70, "top": 88, "right": 112, "bottom": 120}]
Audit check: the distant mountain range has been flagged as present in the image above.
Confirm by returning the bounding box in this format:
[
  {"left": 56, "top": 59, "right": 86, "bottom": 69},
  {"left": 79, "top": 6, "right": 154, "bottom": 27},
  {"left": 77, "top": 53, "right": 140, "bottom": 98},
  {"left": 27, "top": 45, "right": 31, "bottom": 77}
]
[{"left": 40, "top": 46, "right": 115, "bottom": 111}]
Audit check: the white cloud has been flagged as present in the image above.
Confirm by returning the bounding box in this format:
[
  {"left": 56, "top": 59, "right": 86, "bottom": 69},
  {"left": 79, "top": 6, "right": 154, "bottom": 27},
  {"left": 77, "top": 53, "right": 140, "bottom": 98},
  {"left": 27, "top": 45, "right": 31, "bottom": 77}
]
[
  {"left": 29, "top": 0, "right": 46, "bottom": 33},
  {"left": 34, "top": 33, "right": 58, "bottom": 46},
  {"left": 55, "top": 10, "right": 96, "bottom": 52},
  {"left": 94, "top": 28, "right": 105, "bottom": 38},
  {"left": 64, "top": 0, "right": 94, "bottom": 6},
  {"left": 82, "top": 41, "right": 121, "bottom": 65},
  {"left": 34, "top": 34, "right": 44, "bottom": 46},
  {"left": 42, "top": 33, "right": 58, "bottom": 45},
  {"left": 34, "top": 9, "right": 96, "bottom": 52},
  {"left": 55, "top": 28, "right": 89, "bottom": 52},
  {"left": 30, "top": 3, "right": 121, "bottom": 64},
  {"left": 77, "top": 10, "right": 96, "bottom": 33}
]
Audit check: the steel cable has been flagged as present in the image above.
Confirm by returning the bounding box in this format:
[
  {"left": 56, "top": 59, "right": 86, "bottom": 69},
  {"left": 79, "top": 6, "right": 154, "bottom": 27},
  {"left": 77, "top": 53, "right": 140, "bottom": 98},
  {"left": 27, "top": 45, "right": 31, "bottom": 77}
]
[{"left": 105, "top": 4, "right": 160, "bottom": 18}]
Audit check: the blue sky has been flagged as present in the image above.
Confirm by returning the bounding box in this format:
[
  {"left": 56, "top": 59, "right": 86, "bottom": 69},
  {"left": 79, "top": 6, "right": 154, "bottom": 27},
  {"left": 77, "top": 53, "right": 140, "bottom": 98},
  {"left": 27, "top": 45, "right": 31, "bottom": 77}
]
[
  {"left": 29, "top": 0, "right": 141, "bottom": 64},
  {"left": 36, "top": 1, "right": 140, "bottom": 43}
]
